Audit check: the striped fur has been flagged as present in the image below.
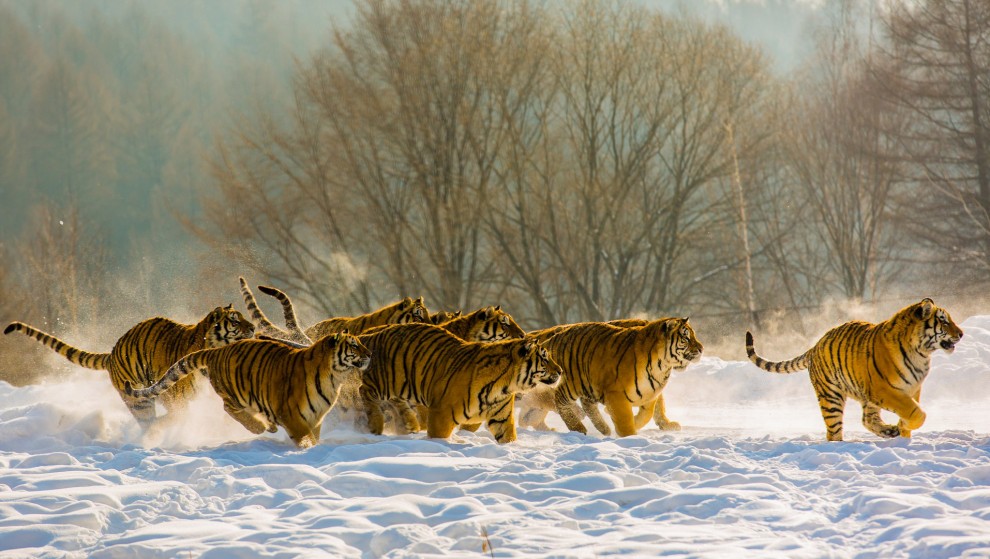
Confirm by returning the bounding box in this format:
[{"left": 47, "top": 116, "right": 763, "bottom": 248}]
[
  {"left": 528, "top": 318, "right": 702, "bottom": 437},
  {"left": 306, "top": 297, "right": 430, "bottom": 341},
  {"left": 238, "top": 277, "right": 312, "bottom": 345},
  {"left": 358, "top": 323, "right": 561, "bottom": 443},
  {"left": 4, "top": 305, "right": 254, "bottom": 429},
  {"left": 519, "top": 318, "right": 683, "bottom": 435},
  {"left": 125, "top": 332, "right": 371, "bottom": 448},
  {"left": 438, "top": 305, "right": 526, "bottom": 343},
  {"left": 746, "top": 298, "right": 963, "bottom": 441}
]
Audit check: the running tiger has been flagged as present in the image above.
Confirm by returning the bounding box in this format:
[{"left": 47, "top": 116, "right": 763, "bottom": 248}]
[
  {"left": 125, "top": 332, "right": 372, "bottom": 448},
  {"left": 305, "top": 296, "right": 430, "bottom": 340},
  {"left": 530, "top": 318, "right": 703, "bottom": 437},
  {"left": 519, "top": 318, "right": 682, "bottom": 435},
  {"left": 745, "top": 298, "right": 963, "bottom": 441},
  {"left": 358, "top": 323, "right": 562, "bottom": 443},
  {"left": 4, "top": 306, "right": 254, "bottom": 429}
]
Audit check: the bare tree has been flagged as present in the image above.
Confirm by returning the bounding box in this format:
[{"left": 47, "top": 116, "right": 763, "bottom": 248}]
[
  {"left": 872, "top": 0, "right": 990, "bottom": 276},
  {"left": 783, "top": 1, "right": 904, "bottom": 301}
]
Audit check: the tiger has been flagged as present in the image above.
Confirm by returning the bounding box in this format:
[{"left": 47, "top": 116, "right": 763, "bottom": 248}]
[
  {"left": 400, "top": 305, "right": 528, "bottom": 433},
  {"left": 357, "top": 323, "right": 562, "bottom": 443},
  {"left": 305, "top": 296, "right": 430, "bottom": 340},
  {"left": 430, "top": 310, "right": 462, "bottom": 325},
  {"left": 437, "top": 305, "right": 526, "bottom": 343},
  {"left": 238, "top": 277, "right": 312, "bottom": 345},
  {"left": 518, "top": 318, "right": 684, "bottom": 435},
  {"left": 523, "top": 318, "right": 702, "bottom": 437},
  {"left": 124, "top": 332, "right": 372, "bottom": 448},
  {"left": 745, "top": 297, "right": 963, "bottom": 441},
  {"left": 4, "top": 305, "right": 254, "bottom": 429}
]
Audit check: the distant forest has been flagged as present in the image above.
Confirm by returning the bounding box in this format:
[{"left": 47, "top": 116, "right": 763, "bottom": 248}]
[{"left": 2, "top": 0, "right": 989, "bottom": 384}]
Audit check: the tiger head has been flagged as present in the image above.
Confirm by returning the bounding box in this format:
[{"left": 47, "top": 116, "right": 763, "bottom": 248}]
[
  {"left": 471, "top": 306, "right": 527, "bottom": 342},
  {"left": 430, "top": 310, "right": 462, "bottom": 325},
  {"left": 512, "top": 340, "right": 562, "bottom": 392},
  {"left": 910, "top": 298, "right": 963, "bottom": 354},
  {"left": 205, "top": 304, "right": 255, "bottom": 347},
  {"left": 659, "top": 317, "right": 703, "bottom": 371},
  {"left": 325, "top": 331, "right": 373, "bottom": 373},
  {"left": 395, "top": 297, "right": 430, "bottom": 324}
]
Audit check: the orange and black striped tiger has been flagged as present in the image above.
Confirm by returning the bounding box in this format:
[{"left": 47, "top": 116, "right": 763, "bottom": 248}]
[
  {"left": 520, "top": 318, "right": 682, "bottom": 435},
  {"left": 357, "top": 323, "right": 561, "bottom": 443},
  {"left": 4, "top": 305, "right": 254, "bottom": 429},
  {"left": 437, "top": 305, "right": 526, "bottom": 343},
  {"left": 746, "top": 298, "right": 963, "bottom": 441},
  {"left": 305, "top": 297, "right": 430, "bottom": 340},
  {"left": 430, "top": 310, "right": 461, "bottom": 325},
  {"left": 238, "top": 277, "right": 312, "bottom": 345},
  {"left": 125, "top": 332, "right": 372, "bottom": 448},
  {"left": 525, "top": 318, "right": 702, "bottom": 437}
]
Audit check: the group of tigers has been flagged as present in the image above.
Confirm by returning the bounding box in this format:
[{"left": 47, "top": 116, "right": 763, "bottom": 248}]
[{"left": 3, "top": 276, "right": 964, "bottom": 447}]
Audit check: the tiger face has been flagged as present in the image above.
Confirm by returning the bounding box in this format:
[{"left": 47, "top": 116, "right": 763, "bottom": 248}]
[
  {"left": 515, "top": 341, "right": 562, "bottom": 391},
  {"left": 664, "top": 318, "right": 703, "bottom": 371},
  {"left": 914, "top": 299, "right": 963, "bottom": 354},
  {"left": 476, "top": 306, "right": 527, "bottom": 342},
  {"left": 206, "top": 305, "right": 255, "bottom": 347},
  {"left": 330, "top": 332, "right": 372, "bottom": 372},
  {"left": 396, "top": 297, "right": 430, "bottom": 324}
]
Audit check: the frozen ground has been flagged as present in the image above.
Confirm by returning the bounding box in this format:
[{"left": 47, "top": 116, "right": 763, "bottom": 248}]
[{"left": 1, "top": 317, "right": 989, "bottom": 558}]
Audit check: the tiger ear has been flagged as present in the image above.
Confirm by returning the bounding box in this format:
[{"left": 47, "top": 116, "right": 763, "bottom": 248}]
[
  {"left": 495, "top": 305, "right": 502, "bottom": 311},
  {"left": 915, "top": 299, "right": 935, "bottom": 321},
  {"left": 518, "top": 341, "right": 534, "bottom": 358},
  {"left": 483, "top": 307, "right": 494, "bottom": 320},
  {"left": 400, "top": 297, "right": 413, "bottom": 309}
]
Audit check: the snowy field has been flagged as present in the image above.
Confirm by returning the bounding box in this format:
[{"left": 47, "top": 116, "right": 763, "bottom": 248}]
[{"left": 1, "top": 317, "right": 990, "bottom": 558}]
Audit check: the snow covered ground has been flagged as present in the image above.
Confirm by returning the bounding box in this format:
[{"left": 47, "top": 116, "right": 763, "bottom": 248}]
[{"left": 1, "top": 317, "right": 989, "bottom": 558}]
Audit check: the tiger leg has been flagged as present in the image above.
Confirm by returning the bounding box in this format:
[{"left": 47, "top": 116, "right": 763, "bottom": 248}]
[
  {"left": 415, "top": 405, "right": 429, "bottom": 430},
  {"left": 899, "top": 387, "right": 922, "bottom": 438},
  {"left": 485, "top": 397, "right": 517, "bottom": 444},
  {"left": 126, "top": 397, "right": 159, "bottom": 432},
  {"left": 634, "top": 398, "right": 657, "bottom": 431},
  {"left": 389, "top": 398, "right": 422, "bottom": 433},
  {"left": 873, "top": 384, "right": 925, "bottom": 434},
  {"left": 222, "top": 401, "right": 270, "bottom": 435},
  {"left": 282, "top": 415, "right": 318, "bottom": 449},
  {"left": 360, "top": 385, "right": 387, "bottom": 435},
  {"left": 603, "top": 392, "right": 636, "bottom": 437},
  {"left": 581, "top": 398, "right": 611, "bottom": 436},
  {"left": 861, "top": 402, "right": 900, "bottom": 438},
  {"left": 651, "top": 393, "right": 681, "bottom": 431},
  {"left": 553, "top": 390, "right": 587, "bottom": 434},
  {"left": 426, "top": 407, "right": 457, "bottom": 440},
  {"left": 812, "top": 379, "right": 846, "bottom": 441}
]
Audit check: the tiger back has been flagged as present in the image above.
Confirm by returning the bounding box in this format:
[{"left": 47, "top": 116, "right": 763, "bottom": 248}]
[
  {"left": 305, "top": 297, "right": 430, "bottom": 340},
  {"left": 4, "top": 305, "right": 254, "bottom": 429},
  {"left": 358, "top": 323, "right": 561, "bottom": 443},
  {"left": 537, "top": 318, "right": 702, "bottom": 437},
  {"left": 745, "top": 298, "right": 963, "bottom": 441},
  {"left": 125, "top": 332, "right": 371, "bottom": 448},
  {"left": 438, "top": 306, "right": 526, "bottom": 343}
]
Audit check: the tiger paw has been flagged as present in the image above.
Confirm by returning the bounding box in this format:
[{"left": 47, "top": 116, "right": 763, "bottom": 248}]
[
  {"left": 657, "top": 420, "right": 682, "bottom": 431},
  {"left": 878, "top": 424, "right": 901, "bottom": 438}
]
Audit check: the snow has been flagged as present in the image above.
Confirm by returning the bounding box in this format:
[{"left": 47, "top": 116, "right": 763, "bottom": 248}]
[{"left": 1, "top": 317, "right": 989, "bottom": 558}]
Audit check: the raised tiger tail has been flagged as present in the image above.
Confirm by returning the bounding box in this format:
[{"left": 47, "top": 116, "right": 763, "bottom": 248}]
[
  {"left": 238, "top": 277, "right": 289, "bottom": 337},
  {"left": 4, "top": 322, "right": 110, "bottom": 370},
  {"left": 745, "top": 331, "right": 810, "bottom": 374},
  {"left": 257, "top": 284, "right": 312, "bottom": 344},
  {"left": 123, "top": 351, "right": 207, "bottom": 400}
]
